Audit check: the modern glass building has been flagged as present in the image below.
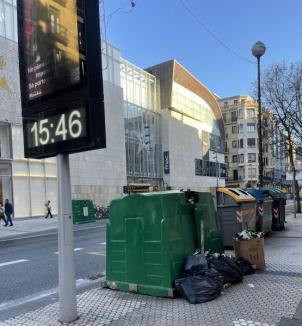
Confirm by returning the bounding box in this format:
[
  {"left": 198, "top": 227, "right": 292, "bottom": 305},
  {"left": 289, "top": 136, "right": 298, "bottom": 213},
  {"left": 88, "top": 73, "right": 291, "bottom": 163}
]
[
  {"left": 146, "top": 60, "right": 226, "bottom": 190},
  {"left": 121, "top": 60, "right": 161, "bottom": 186}
]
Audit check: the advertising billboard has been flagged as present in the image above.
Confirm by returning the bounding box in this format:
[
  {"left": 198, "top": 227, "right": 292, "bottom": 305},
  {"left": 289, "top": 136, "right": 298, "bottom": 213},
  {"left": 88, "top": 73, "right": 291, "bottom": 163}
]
[{"left": 17, "top": 0, "right": 106, "bottom": 158}]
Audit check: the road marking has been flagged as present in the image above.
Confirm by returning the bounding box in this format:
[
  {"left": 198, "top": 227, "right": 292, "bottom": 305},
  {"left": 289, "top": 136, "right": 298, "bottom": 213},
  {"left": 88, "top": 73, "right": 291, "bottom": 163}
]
[
  {"left": 0, "top": 259, "right": 28, "bottom": 268},
  {"left": 0, "top": 277, "right": 104, "bottom": 312},
  {"left": 87, "top": 251, "right": 106, "bottom": 256},
  {"left": 0, "top": 225, "right": 106, "bottom": 243},
  {"left": 100, "top": 242, "right": 106, "bottom": 245},
  {"left": 54, "top": 248, "right": 83, "bottom": 254}
]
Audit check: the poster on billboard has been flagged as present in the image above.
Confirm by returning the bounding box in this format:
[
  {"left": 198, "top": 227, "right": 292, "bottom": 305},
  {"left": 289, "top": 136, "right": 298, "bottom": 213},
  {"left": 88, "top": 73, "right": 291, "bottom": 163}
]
[{"left": 20, "top": 0, "right": 81, "bottom": 103}]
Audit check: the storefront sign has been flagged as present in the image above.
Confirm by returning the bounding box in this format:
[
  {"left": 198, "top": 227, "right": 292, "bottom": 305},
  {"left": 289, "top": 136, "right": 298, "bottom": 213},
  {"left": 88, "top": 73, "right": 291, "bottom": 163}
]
[{"left": 164, "top": 151, "right": 170, "bottom": 174}]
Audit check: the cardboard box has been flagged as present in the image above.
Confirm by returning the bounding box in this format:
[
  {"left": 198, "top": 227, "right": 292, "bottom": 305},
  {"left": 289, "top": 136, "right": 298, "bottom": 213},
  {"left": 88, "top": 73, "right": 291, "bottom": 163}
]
[{"left": 233, "top": 237, "right": 266, "bottom": 270}]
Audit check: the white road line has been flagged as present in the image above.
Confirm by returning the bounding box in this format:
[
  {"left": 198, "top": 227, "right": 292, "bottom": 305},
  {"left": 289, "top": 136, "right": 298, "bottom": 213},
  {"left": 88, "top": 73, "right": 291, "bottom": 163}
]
[
  {"left": 54, "top": 248, "right": 83, "bottom": 254},
  {"left": 0, "top": 259, "right": 28, "bottom": 268},
  {"left": 0, "top": 225, "right": 106, "bottom": 243},
  {"left": 100, "top": 242, "right": 106, "bottom": 245}
]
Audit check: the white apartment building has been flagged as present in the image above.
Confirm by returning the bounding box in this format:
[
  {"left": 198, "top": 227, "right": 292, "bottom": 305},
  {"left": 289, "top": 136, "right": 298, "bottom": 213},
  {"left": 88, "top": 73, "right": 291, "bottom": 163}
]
[{"left": 219, "top": 95, "right": 287, "bottom": 188}]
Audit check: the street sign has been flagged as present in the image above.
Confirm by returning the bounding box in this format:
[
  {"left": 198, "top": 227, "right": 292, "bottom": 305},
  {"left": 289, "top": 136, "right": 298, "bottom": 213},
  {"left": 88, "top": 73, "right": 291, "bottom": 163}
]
[{"left": 17, "top": 0, "right": 106, "bottom": 158}]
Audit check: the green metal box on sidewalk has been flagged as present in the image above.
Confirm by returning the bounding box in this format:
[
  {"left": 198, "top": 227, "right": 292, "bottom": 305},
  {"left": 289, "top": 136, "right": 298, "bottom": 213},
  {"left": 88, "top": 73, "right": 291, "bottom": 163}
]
[
  {"left": 105, "top": 191, "right": 223, "bottom": 298},
  {"left": 72, "top": 199, "right": 95, "bottom": 224}
]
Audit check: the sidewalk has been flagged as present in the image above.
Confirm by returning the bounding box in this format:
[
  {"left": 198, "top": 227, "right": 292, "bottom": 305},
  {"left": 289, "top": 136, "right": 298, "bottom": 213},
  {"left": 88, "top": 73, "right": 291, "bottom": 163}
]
[
  {"left": 0, "top": 216, "right": 105, "bottom": 241},
  {"left": 1, "top": 214, "right": 302, "bottom": 326}
]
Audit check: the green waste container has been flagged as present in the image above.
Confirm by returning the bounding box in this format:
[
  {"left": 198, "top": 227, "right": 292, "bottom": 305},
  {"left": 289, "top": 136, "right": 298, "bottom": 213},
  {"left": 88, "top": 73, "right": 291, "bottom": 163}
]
[
  {"left": 105, "top": 191, "right": 223, "bottom": 298},
  {"left": 72, "top": 199, "right": 95, "bottom": 224},
  {"left": 217, "top": 188, "right": 257, "bottom": 247},
  {"left": 265, "top": 188, "right": 286, "bottom": 230}
]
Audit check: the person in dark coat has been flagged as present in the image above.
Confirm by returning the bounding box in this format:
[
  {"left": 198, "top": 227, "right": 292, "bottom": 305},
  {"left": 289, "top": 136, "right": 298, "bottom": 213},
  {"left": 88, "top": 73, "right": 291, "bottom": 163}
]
[
  {"left": 45, "top": 200, "right": 53, "bottom": 218},
  {"left": 4, "top": 199, "right": 13, "bottom": 227}
]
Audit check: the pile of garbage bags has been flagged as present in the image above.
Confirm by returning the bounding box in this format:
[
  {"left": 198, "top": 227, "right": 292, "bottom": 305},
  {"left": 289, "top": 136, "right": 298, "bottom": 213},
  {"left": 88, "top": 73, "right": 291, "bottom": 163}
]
[
  {"left": 234, "top": 229, "right": 264, "bottom": 240},
  {"left": 175, "top": 252, "right": 255, "bottom": 304}
]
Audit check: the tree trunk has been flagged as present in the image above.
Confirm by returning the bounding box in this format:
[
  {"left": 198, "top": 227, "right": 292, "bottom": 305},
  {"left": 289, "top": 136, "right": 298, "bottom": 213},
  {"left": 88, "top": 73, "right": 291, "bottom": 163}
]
[
  {"left": 295, "top": 180, "right": 301, "bottom": 213},
  {"left": 288, "top": 142, "right": 300, "bottom": 214}
]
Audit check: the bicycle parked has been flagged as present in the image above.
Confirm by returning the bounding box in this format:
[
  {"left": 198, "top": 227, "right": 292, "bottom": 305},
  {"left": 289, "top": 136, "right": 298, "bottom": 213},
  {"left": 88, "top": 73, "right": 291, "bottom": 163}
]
[{"left": 94, "top": 205, "right": 109, "bottom": 220}]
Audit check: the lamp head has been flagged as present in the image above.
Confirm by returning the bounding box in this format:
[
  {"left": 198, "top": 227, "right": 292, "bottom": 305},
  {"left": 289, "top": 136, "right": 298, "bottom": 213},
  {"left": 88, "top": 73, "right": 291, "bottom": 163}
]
[{"left": 251, "top": 41, "right": 266, "bottom": 58}]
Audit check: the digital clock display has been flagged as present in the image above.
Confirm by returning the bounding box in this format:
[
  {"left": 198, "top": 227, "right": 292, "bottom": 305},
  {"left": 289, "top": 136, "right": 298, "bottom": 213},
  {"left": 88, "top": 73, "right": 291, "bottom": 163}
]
[{"left": 26, "top": 106, "right": 87, "bottom": 149}]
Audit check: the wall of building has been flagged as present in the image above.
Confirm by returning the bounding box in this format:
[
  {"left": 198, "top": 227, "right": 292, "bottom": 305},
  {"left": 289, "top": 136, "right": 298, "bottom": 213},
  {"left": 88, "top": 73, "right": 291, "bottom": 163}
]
[
  {"left": 69, "top": 43, "right": 127, "bottom": 207},
  {"left": 70, "top": 80, "right": 127, "bottom": 206},
  {"left": 161, "top": 108, "right": 225, "bottom": 190}
]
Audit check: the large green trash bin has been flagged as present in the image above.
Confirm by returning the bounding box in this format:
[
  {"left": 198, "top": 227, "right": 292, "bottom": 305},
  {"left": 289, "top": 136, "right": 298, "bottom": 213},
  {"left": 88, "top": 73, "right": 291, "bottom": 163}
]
[
  {"left": 105, "top": 191, "right": 223, "bottom": 298},
  {"left": 72, "top": 199, "right": 95, "bottom": 224},
  {"left": 194, "top": 192, "right": 224, "bottom": 253}
]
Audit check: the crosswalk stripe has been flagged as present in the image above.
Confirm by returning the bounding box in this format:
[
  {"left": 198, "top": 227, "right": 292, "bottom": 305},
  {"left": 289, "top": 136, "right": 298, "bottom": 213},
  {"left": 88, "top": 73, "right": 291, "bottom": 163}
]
[
  {"left": 87, "top": 251, "right": 106, "bottom": 256},
  {"left": 55, "top": 248, "right": 83, "bottom": 254},
  {"left": 0, "top": 259, "right": 28, "bottom": 267}
]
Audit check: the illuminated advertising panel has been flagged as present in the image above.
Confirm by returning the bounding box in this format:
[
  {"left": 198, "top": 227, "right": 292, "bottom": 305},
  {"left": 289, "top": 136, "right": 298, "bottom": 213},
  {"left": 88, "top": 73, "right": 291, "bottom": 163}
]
[
  {"left": 22, "top": 0, "right": 81, "bottom": 101},
  {"left": 17, "top": 0, "right": 106, "bottom": 158}
]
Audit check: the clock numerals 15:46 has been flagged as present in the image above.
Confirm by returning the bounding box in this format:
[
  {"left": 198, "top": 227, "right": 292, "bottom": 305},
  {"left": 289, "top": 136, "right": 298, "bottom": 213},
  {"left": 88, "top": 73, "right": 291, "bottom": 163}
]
[{"left": 30, "top": 109, "right": 84, "bottom": 147}]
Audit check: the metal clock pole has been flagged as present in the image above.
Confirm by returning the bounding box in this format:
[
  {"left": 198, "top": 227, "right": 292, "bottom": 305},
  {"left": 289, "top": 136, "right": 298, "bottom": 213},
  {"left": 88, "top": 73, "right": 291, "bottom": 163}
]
[{"left": 57, "top": 153, "right": 77, "bottom": 323}]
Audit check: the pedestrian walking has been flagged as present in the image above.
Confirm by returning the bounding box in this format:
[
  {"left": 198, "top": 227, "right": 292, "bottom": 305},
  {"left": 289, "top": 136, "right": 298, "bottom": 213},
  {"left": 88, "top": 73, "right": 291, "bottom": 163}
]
[
  {"left": 45, "top": 200, "right": 53, "bottom": 218},
  {"left": 4, "top": 199, "right": 13, "bottom": 227},
  {"left": 0, "top": 203, "right": 7, "bottom": 226}
]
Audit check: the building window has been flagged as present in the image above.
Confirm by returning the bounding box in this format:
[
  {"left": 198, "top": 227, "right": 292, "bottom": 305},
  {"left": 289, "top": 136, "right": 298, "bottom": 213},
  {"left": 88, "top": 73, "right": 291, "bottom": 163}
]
[
  {"left": 239, "top": 154, "right": 244, "bottom": 163},
  {"left": 222, "top": 113, "right": 227, "bottom": 123},
  {"left": 248, "top": 153, "right": 256, "bottom": 163},
  {"left": 247, "top": 138, "right": 256, "bottom": 147},
  {"left": 239, "top": 139, "right": 244, "bottom": 148},
  {"left": 232, "top": 155, "right": 238, "bottom": 163},
  {"left": 232, "top": 126, "right": 238, "bottom": 134},
  {"left": 225, "top": 156, "right": 228, "bottom": 163},
  {"left": 0, "top": 0, "right": 18, "bottom": 41},
  {"left": 232, "top": 140, "right": 238, "bottom": 148},
  {"left": 224, "top": 101, "right": 228, "bottom": 108},
  {"left": 233, "top": 169, "right": 238, "bottom": 180},
  {"left": 247, "top": 123, "right": 256, "bottom": 133},
  {"left": 220, "top": 163, "right": 227, "bottom": 177},
  {"left": 195, "top": 159, "right": 203, "bottom": 176},
  {"left": 49, "top": 7, "right": 60, "bottom": 34},
  {"left": 248, "top": 167, "right": 257, "bottom": 178},
  {"left": 234, "top": 100, "right": 238, "bottom": 105},
  {"left": 239, "top": 124, "right": 243, "bottom": 133},
  {"left": 247, "top": 109, "right": 255, "bottom": 118},
  {"left": 231, "top": 111, "right": 237, "bottom": 122},
  {"left": 238, "top": 109, "right": 243, "bottom": 119}
]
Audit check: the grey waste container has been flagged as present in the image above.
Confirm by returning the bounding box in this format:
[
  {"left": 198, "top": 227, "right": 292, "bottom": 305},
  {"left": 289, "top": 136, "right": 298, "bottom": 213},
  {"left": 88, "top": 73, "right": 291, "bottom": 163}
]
[
  {"left": 245, "top": 188, "right": 273, "bottom": 233},
  {"left": 217, "top": 188, "right": 257, "bottom": 247}
]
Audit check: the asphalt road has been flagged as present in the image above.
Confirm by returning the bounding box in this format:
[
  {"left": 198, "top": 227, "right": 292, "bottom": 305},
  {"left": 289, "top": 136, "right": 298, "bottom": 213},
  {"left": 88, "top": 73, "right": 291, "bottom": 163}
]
[{"left": 0, "top": 225, "right": 106, "bottom": 308}]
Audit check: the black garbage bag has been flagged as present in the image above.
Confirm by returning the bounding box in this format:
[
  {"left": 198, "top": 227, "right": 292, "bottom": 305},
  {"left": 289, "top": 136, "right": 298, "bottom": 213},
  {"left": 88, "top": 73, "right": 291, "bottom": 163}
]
[
  {"left": 236, "top": 257, "right": 255, "bottom": 276},
  {"left": 207, "top": 255, "right": 243, "bottom": 284},
  {"left": 203, "top": 268, "right": 224, "bottom": 291},
  {"left": 184, "top": 253, "right": 208, "bottom": 275},
  {"left": 175, "top": 271, "right": 222, "bottom": 304}
]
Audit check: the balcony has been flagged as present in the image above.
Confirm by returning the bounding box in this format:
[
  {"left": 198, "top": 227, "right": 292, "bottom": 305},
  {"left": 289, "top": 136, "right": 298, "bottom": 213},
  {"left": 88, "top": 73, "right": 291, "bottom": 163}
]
[{"left": 53, "top": 0, "right": 67, "bottom": 6}]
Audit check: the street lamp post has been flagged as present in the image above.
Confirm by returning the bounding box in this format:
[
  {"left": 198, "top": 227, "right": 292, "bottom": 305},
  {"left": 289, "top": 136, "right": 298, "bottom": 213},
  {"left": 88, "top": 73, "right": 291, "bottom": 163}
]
[{"left": 252, "top": 41, "right": 266, "bottom": 188}]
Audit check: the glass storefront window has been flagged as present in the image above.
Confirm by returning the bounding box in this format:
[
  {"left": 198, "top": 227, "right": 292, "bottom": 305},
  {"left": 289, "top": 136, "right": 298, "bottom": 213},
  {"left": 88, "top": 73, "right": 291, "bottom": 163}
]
[{"left": 0, "top": 0, "right": 17, "bottom": 42}]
